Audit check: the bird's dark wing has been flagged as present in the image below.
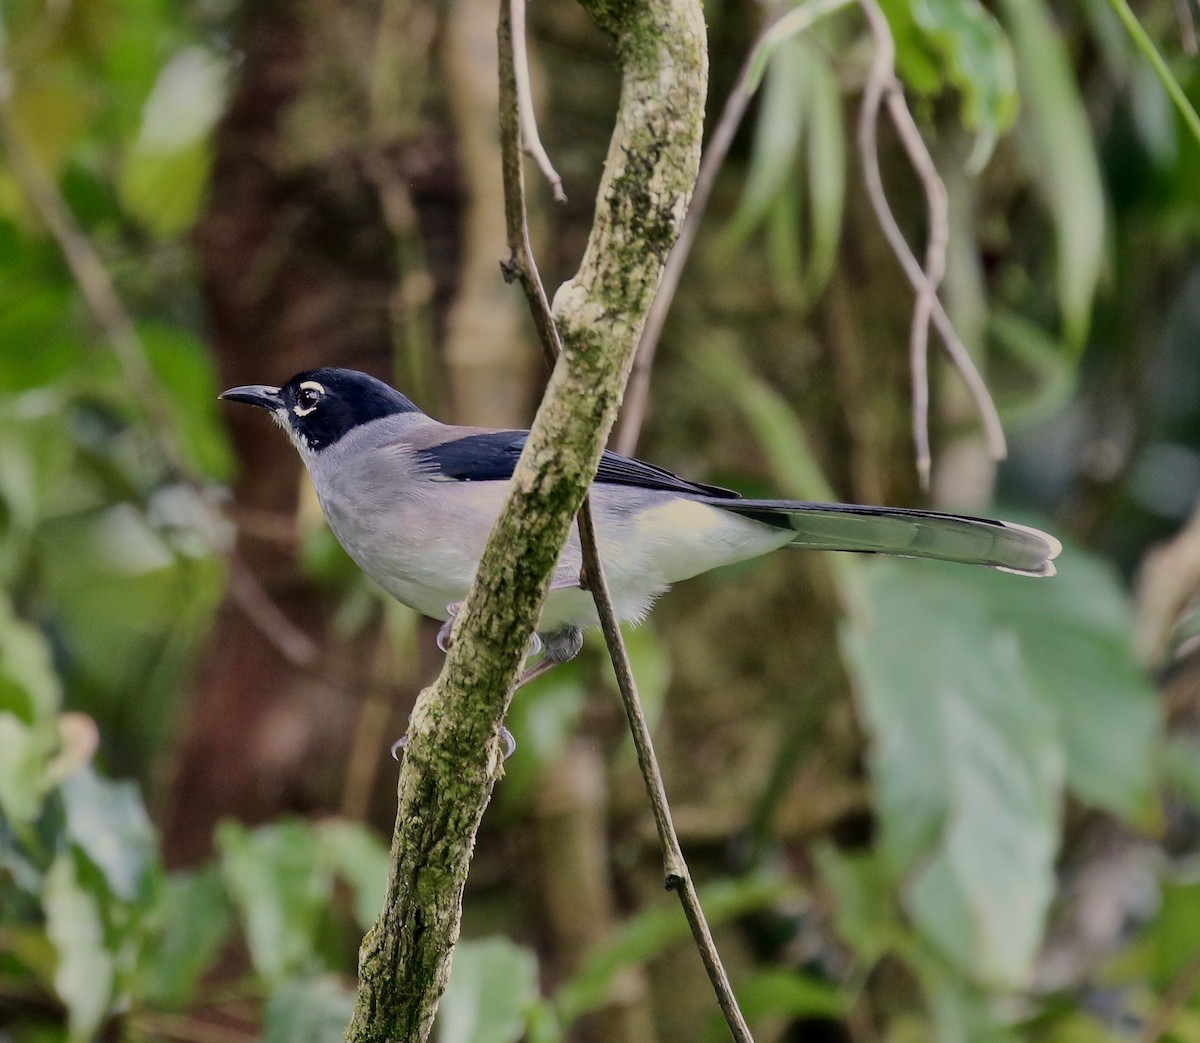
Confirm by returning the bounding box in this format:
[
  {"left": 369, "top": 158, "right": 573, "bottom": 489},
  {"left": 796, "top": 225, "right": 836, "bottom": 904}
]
[{"left": 416, "top": 430, "right": 739, "bottom": 498}]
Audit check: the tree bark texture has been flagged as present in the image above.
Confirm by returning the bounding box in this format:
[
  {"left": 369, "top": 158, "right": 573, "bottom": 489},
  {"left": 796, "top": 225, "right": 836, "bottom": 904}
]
[{"left": 344, "top": 0, "right": 708, "bottom": 1038}]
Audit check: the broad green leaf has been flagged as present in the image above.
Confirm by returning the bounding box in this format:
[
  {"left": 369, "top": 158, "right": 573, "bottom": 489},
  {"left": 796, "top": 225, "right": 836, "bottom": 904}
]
[
  {"left": 61, "top": 768, "right": 156, "bottom": 903},
  {"left": 0, "top": 712, "right": 57, "bottom": 826},
  {"left": 136, "top": 867, "right": 232, "bottom": 1009},
  {"left": 843, "top": 546, "right": 1159, "bottom": 984},
  {"left": 139, "top": 320, "right": 234, "bottom": 481},
  {"left": 0, "top": 595, "right": 59, "bottom": 722},
  {"left": 998, "top": 0, "right": 1105, "bottom": 348},
  {"left": 217, "top": 819, "right": 330, "bottom": 984},
  {"left": 438, "top": 937, "right": 540, "bottom": 1043},
  {"left": 262, "top": 976, "right": 357, "bottom": 1043},
  {"left": 842, "top": 558, "right": 1064, "bottom": 985},
  {"left": 973, "top": 549, "right": 1159, "bottom": 820},
  {"left": 118, "top": 47, "right": 228, "bottom": 236},
  {"left": 911, "top": 950, "right": 1022, "bottom": 1043},
  {"left": 317, "top": 820, "right": 389, "bottom": 930},
  {"left": 44, "top": 854, "right": 115, "bottom": 1043}
]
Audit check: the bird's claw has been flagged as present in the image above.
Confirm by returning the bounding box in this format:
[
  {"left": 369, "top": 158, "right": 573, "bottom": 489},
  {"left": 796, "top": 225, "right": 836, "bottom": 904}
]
[
  {"left": 391, "top": 725, "right": 516, "bottom": 761},
  {"left": 437, "top": 603, "right": 542, "bottom": 662},
  {"left": 436, "top": 602, "right": 461, "bottom": 653}
]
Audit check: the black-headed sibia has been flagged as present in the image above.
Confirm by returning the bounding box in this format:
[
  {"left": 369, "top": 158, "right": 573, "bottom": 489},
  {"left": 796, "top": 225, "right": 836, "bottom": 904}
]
[{"left": 222, "top": 368, "right": 1060, "bottom": 696}]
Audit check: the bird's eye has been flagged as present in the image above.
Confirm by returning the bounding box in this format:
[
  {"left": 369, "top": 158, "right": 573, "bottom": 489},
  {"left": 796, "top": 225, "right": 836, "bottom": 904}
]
[{"left": 293, "top": 382, "right": 325, "bottom": 414}]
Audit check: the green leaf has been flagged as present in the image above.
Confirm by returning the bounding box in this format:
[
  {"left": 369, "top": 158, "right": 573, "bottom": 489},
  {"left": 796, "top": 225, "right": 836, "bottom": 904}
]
[
  {"left": 217, "top": 819, "right": 331, "bottom": 984},
  {"left": 736, "top": 967, "right": 849, "bottom": 1022},
  {"left": 813, "top": 843, "right": 903, "bottom": 965},
  {"left": 842, "top": 558, "right": 1064, "bottom": 986},
  {"left": 879, "top": 0, "right": 944, "bottom": 95},
  {"left": 0, "top": 712, "right": 57, "bottom": 827},
  {"left": 801, "top": 48, "right": 845, "bottom": 299},
  {"left": 997, "top": 0, "right": 1106, "bottom": 348},
  {"left": 44, "top": 854, "right": 115, "bottom": 1043},
  {"left": 555, "top": 874, "right": 789, "bottom": 1024},
  {"left": 262, "top": 975, "right": 357, "bottom": 1043},
  {"left": 0, "top": 594, "right": 60, "bottom": 723},
  {"left": 118, "top": 47, "right": 228, "bottom": 236},
  {"left": 61, "top": 768, "right": 156, "bottom": 904},
  {"left": 842, "top": 546, "right": 1159, "bottom": 985},
  {"left": 911, "top": 951, "right": 1022, "bottom": 1043},
  {"left": 909, "top": 0, "right": 1019, "bottom": 162},
  {"left": 317, "top": 820, "right": 389, "bottom": 930},
  {"left": 136, "top": 867, "right": 232, "bottom": 1009},
  {"left": 977, "top": 548, "right": 1159, "bottom": 820},
  {"left": 138, "top": 320, "right": 234, "bottom": 481},
  {"left": 438, "top": 937, "right": 540, "bottom": 1043},
  {"left": 725, "top": 37, "right": 810, "bottom": 247}
]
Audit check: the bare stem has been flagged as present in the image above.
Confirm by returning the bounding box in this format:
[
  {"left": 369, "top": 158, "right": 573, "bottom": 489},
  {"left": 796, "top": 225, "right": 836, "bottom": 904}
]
[
  {"left": 577, "top": 503, "right": 754, "bottom": 1042},
  {"left": 500, "top": 11, "right": 752, "bottom": 1038}
]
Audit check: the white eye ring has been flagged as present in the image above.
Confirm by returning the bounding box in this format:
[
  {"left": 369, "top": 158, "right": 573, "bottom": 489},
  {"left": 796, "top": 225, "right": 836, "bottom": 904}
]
[{"left": 294, "top": 380, "right": 324, "bottom": 416}]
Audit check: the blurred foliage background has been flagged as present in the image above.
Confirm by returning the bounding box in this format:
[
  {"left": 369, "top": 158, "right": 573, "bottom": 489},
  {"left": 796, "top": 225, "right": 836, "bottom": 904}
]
[{"left": 1, "top": 0, "right": 1199, "bottom": 1039}]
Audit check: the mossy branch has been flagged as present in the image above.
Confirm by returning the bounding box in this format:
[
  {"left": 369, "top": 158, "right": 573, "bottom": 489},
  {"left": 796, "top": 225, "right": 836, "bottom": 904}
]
[{"left": 343, "top": 0, "right": 707, "bottom": 1040}]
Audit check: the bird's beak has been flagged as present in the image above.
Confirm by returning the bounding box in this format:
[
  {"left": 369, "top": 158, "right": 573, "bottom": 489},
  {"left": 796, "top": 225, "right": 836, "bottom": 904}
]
[{"left": 219, "top": 384, "right": 283, "bottom": 410}]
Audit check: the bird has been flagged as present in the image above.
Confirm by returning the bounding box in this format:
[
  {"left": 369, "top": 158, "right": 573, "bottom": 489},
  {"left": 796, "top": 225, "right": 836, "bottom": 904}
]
[{"left": 221, "top": 367, "right": 1061, "bottom": 685}]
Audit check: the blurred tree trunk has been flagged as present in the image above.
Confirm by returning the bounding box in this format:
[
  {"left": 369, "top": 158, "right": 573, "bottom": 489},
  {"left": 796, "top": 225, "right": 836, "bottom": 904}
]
[{"left": 162, "top": 0, "right": 456, "bottom": 864}]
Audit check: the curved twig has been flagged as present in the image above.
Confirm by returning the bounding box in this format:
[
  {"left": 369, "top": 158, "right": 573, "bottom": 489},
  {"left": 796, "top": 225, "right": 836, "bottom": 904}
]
[
  {"left": 510, "top": 0, "right": 566, "bottom": 202},
  {"left": 857, "top": 0, "right": 1007, "bottom": 481},
  {"left": 617, "top": 0, "right": 853, "bottom": 456}
]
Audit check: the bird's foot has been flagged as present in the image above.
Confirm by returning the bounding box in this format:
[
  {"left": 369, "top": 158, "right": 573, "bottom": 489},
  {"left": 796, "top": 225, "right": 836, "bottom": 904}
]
[
  {"left": 517, "top": 626, "right": 585, "bottom": 688},
  {"left": 391, "top": 723, "right": 516, "bottom": 761},
  {"left": 436, "top": 602, "right": 461, "bottom": 654},
  {"left": 437, "top": 602, "right": 543, "bottom": 661}
]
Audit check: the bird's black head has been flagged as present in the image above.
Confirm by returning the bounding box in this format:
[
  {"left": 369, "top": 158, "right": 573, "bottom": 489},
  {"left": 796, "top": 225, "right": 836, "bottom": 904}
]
[{"left": 220, "top": 368, "right": 420, "bottom": 451}]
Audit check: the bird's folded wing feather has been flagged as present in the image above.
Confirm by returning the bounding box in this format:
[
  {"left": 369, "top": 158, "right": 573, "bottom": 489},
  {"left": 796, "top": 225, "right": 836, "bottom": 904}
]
[{"left": 415, "top": 430, "right": 738, "bottom": 497}]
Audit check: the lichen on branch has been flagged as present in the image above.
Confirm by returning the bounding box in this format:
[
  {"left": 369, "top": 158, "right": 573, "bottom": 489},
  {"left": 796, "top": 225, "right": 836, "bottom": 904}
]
[{"left": 344, "top": 0, "right": 707, "bottom": 1040}]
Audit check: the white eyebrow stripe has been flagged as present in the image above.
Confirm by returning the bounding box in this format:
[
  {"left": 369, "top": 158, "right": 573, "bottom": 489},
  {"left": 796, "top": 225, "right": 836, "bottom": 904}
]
[{"left": 299, "top": 380, "right": 325, "bottom": 393}]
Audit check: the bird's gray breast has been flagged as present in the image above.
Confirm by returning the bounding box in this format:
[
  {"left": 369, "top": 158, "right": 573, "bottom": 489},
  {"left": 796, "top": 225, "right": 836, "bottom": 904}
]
[{"left": 304, "top": 424, "right": 497, "bottom": 619}]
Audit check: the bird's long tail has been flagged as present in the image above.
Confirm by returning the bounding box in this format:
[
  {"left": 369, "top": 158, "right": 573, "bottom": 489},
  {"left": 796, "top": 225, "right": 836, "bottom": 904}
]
[{"left": 709, "top": 499, "right": 1062, "bottom": 577}]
